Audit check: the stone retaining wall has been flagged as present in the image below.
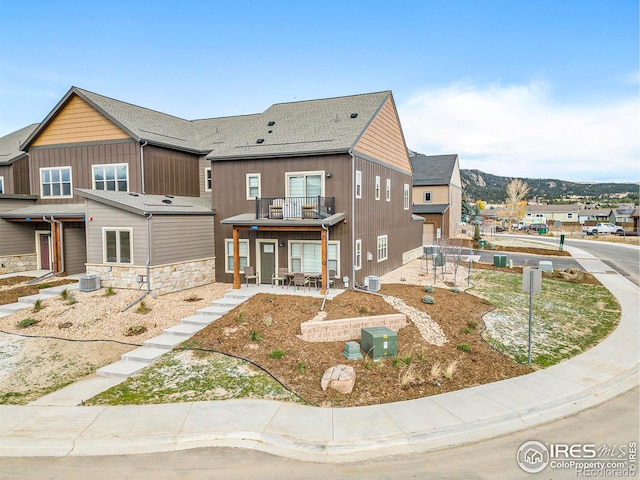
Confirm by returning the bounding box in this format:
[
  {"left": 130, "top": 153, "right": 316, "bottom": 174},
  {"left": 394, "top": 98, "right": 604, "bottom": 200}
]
[
  {"left": 298, "top": 313, "right": 407, "bottom": 343},
  {"left": 0, "top": 254, "right": 37, "bottom": 275},
  {"left": 402, "top": 247, "right": 424, "bottom": 265},
  {"left": 86, "top": 257, "right": 216, "bottom": 296}
]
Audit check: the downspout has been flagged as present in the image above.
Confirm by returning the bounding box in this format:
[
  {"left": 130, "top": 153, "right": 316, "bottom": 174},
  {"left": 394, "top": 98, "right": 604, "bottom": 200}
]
[
  {"left": 320, "top": 222, "right": 330, "bottom": 310},
  {"left": 145, "top": 213, "right": 152, "bottom": 293},
  {"left": 349, "top": 148, "right": 356, "bottom": 291},
  {"left": 140, "top": 141, "right": 148, "bottom": 194}
]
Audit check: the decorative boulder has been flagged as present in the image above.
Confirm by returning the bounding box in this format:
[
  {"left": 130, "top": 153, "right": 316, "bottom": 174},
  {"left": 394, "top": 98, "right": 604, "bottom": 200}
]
[{"left": 320, "top": 364, "right": 356, "bottom": 394}]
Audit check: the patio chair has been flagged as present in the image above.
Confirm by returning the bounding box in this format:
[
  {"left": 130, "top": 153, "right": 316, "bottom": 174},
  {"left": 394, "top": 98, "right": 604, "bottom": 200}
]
[
  {"left": 328, "top": 269, "right": 337, "bottom": 290},
  {"left": 292, "top": 272, "right": 309, "bottom": 291},
  {"left": 272, "top": 267, "right": 289, "bottom": 288},
  {"left": 243, "top": 266, "right": 259, "bottom": 287}
]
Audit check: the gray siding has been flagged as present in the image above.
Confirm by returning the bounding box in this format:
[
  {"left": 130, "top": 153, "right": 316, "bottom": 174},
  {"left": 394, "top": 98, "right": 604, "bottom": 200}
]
[
  {"left": 63, "top": 224, "right": 87, "bottom": 274},
  {"left": 0, "top": 198, "right": 38, "bottom": 255},
  {"left": 85, "top": 200, "right": 147, "bottom": 265},
  {"left": 150, "top": 215, "right": 214, "bottom": 265}
]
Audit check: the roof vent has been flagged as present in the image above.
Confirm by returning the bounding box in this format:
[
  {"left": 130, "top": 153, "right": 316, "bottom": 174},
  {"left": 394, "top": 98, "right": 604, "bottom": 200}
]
[
  {"left": 165, "top": 195, "right": 174, "bottom": 198},
  {"left": 350, "top": 113, "right": 358, "bottom": 118},
  {"left": 256, "top": 138, "right": 265, "bottom": 144},
  {"left": 268, "top": 130, "right": 273, "bottom": 134},
  {"left": 267, "top": 121, "right": 275, "bottom": 126},
  {"left": 128, "top": 192, "right": 139, "bottom": 197},
  {"left": 162, "top": 199, "right": 172, "bottom": 204}
]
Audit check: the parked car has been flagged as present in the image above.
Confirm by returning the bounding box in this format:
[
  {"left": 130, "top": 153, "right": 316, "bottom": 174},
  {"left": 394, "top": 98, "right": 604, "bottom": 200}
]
[
  {"left": 582, "top": 223, "right": 624, "bottom": 235},
  {"left": 525, "top": 223, "right": 548, "bottom": 234},
  {"left": 472, "top": 216, "right": 483, "bottom": 225}
]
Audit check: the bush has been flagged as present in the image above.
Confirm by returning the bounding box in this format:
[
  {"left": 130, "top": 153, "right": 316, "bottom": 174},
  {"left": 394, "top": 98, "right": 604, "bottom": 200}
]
[
  {"left": 424, "top": 285, "right": 435, "bottom": 293},
  {"left": 17, "top": 317, "right": 39, "bottom": 329},
  {"left": 135, "top": 301, "right": 151, "bottom": 314},
  {"left": 422, "top": 295, "right": 435, "bottom": 304},
  {"left": 269, "top": 349, "right": 285, "bottom": 359},
  {"left": 473, "top": 224, "right": 481, "bottom": 241},
  {"left": 451, "top": 287, "right": 462, "bottom": 293},
  {"left": 32, "top": 299, "right": 44, "bottom": 313},
  {"left": 125, "top": 325, "right": 147, "bottom": 336},
  {"left": 457, "top": 343, "right": 471, "bottom": 353},
  {"left": 296, "top": 362, "right": 306, "bottom": 374},
  {"left": 103, "top": 286, "right": 116, "bottom": 297},
  {"left": 249, "top": 329, "right": 263, "bottom": 343}
]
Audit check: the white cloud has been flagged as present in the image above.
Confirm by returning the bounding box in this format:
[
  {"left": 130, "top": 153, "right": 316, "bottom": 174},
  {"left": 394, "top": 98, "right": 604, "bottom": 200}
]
[{"left": 398, "top": 82, "right": 640, "bottom": 182}]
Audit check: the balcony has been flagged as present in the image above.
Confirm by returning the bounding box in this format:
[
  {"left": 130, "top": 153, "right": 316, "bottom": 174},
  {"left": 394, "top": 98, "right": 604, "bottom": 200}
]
[{"left": 256, "top": 197, "right": 335, "bottom": 220}]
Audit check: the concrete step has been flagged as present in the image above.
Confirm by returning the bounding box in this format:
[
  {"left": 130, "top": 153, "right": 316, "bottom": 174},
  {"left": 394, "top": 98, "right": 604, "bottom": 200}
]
[
  {"left": 181, "top": 315, "right": 220, "bottom": 326},
  {"left": 121, "top": 346, "right": 167, "bottom": 364},
  {"left": 97, "top": 360, "right": 149, "bottom": 378},
  {"left": 223, "top": 291, "right": 256, "bottom": 301},
  {"left": 143, "top": 334, "right": 186, "bottom": 350},
  {"left": 0, "top": 302, "right": 31, "bottom": 315},
  {"left": 40, "top": 283, "right": 79, "bottom": 294},
  {"left": 164, "top": 323, "right": 205, "bottom": 337},
  {"left": 210, "top": 298, "right": 244, "bottom": 308},
  {"left": 196, "top": 305, "right": 232, "bottom": 316},
  {"left": 17, "top": 293, "right": 57, "bottom": 304}
]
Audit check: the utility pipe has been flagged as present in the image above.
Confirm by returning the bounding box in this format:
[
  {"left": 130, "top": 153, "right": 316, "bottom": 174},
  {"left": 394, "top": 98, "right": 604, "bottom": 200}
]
[{"left": 349, "top": 148, "right": 356, "bottom": 291}]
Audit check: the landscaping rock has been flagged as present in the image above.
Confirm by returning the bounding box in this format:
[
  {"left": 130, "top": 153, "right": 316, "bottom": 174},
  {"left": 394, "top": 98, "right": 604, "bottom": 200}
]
[{"left": 320, "top": 364, "right": 356, "bottom": 394}]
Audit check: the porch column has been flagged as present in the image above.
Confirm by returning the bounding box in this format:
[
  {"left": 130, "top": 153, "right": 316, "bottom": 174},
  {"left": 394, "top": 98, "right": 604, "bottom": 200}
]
[
  {"left": 232, "top": 227, "right": 241, "bottom": 289},
  {"left": 51, "top": 221, "right": 63, "bottom": 275},
  {"left": 320, "top": 227, "right": 327, "bottom": 295}
]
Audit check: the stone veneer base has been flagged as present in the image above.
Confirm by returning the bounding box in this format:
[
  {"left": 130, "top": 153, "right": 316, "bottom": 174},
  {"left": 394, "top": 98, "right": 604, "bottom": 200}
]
[{"left": 0, "top": 254, "right": 37, "bottom": 275}]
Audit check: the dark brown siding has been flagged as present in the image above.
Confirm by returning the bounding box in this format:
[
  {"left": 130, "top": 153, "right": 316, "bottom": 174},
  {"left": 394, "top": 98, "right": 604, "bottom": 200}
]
[
  {"left": 212, "top": 153, "right": 353, "bottom": 282},
  {"left": 12, "top": 157, "right": 30, "bottom": 194},
  {"left": 63, "top": 223, "right": 87, "bottom": 274},
  {"left": 29, "top": 140, "right": 141, "bottom": 204},
  {"left": 144, "top": 145, "right": 200, "bottom": 197},
  {"left": 352, "top": 154, "right": 421, "bottom": 285},
  {"left": 0, "top": 165, "right": 11, "bottom": 194}
]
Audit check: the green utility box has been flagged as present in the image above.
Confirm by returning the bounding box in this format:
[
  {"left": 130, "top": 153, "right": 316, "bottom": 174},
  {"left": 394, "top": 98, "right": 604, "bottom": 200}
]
[
  {"left": 538, "top": 227, "right": 548, "bottom": 235},
  {"left": 493, "top": 254, "right": 507, "bottom": 267},
  {"left": 478, "top": 239, "right": 488, "bottom": 248},
  {"left": 433, "top": 252, "right": 445, "bottom": 267},
  {"left": 361, "top": 326, "right": 397, "bottom": 360}
]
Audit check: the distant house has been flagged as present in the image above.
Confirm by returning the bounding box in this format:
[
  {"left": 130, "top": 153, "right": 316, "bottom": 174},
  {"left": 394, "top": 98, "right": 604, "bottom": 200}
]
[
  {"left": 0, "top": 87, "right": 423, "bottom": 294},
  {"left": 410, "top": 153, "right": 462, "bottom": 244},
  {"left": 577, "top": 208, "right": 614, "bottom": 224},
  {"left": 524, "top": 204, "right": 581, "bottom": 224}
]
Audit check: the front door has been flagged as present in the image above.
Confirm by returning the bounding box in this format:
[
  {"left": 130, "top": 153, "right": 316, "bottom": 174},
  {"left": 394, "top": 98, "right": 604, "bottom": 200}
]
[
  {"left": 38, "top": 233, "right": 51, "bottom": 269},
  {"left": 259, "top": 241, "right": 276, "bottom": 285}
]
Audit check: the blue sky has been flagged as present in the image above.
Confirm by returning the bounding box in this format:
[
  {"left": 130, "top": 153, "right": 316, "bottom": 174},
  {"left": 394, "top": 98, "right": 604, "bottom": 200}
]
[{"left": 1, "top": 0, "right": 638, "bottom": 182}]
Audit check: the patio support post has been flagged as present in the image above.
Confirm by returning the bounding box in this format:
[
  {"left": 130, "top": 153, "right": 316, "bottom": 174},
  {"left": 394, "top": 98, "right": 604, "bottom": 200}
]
[
  {"left": 320, "top": 227, "right": 327, "bottom": 295},
  {"left": 233, "top": 227, "right": 241, "bottom": 289}
]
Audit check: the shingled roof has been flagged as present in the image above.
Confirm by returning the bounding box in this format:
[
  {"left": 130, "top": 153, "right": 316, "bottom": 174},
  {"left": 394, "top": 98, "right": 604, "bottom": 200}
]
[
  {"left": 0, "top": 123, "right": 39, "bottom": 165},
  {"left": 206, "top": 91, "right": 392, "bottom": 160},
  {"left": 410, "top": 153, "right": 458, "bottom": 186},
  {"left": 20, "top": 87, "right": 393, "bottom": 160},
  {"left": 75, "top": 189, "right": 214, "bottom": 216}
]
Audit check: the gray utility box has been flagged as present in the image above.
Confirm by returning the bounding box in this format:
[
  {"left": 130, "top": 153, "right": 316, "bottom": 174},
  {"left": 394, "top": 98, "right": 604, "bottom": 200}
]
[
  {"left": 79, "top": 274, "right": 100, "bottom": 292},
  {"left": 361, "top": 326, "right": 397, "bottom": 360}
]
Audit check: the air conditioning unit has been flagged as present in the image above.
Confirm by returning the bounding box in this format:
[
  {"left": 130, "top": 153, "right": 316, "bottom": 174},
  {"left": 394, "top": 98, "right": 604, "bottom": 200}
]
[
  {"left": 79, "top": 274, "right": 100, "bottom": 292},
  {"left": 364, "top": 275, "right": 381, "bottom": 292}
]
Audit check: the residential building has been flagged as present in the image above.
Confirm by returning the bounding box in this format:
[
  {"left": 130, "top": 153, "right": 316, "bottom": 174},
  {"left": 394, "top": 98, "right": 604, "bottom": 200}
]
[
  {"left": 0, "top": 87, "right": 423, "bottom": 294},
  {"left": 410, "top": 153, "right": 462, "bottom": 244}
]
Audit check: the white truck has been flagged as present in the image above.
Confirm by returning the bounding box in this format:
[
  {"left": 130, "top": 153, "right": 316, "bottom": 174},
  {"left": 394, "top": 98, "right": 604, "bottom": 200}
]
[
  {"left": 517, "top": 216, "right": 547, "bottom": 230},
  {"left": 582, "top": 222, "right": 624, "bottom": 235}
]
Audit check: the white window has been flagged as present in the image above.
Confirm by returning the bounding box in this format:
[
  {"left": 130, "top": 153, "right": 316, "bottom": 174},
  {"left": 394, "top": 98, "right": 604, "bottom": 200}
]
[
  {"left": 286, "top": 171, "right": 323, "bottom": 199},
  {"left": 403, "top": 184, "right": 410, "bottom": 210},
  {"left": 205, "top": 167, "right": 212, "bottom": 192},
  {"left": 355, "top": 239, "right": 362, "bottom": 270},
  {"left": 423, "top": 191, "right": 432, "bottom": 203},
  {"left": 377, "top": 235, "right": 388, "bottom": 262},
  {"left": 289, "top": 241, "right": 339, "bottom": 275},
  {"left": 355, "top": 170, "right": 362, "bottom": 198},
  {"left": 0, "top": 176, "right": 4, "bottom": 194},
  {"left": 225, "top": 239, "right": 249, "bottom": 273},
  {"left": 386, "top": 178, "right": 391, "bottom": 202},
  {"left": 375, "top": 176, "right": 380, "bottom": 200},
  {"left": 103, "top": 228, "right": 132, "bottom": 264},
  {"left": 92, "top": 163, "right": 128, "bottom": 192},
  {"left": 246, "top": 174, "right": 261, "bottom": 199},
  {"left": 40, "top": 167, "right": 72, "bottom": 198}
]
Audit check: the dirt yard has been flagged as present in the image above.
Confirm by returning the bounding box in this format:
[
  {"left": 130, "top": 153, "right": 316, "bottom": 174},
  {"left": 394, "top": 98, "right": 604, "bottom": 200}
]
[{"left": 0, "top": 239, "right": 600, "bottom": 406}]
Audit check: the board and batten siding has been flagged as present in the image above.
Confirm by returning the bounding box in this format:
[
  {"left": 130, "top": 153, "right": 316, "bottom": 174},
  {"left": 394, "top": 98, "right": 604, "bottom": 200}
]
[
  {"left": 150, "top": 215, "right": 214, "bottom": 266},
  {"left": 352, "top": 154, "right": 421, "bottom": 283},
  {"left": 29, "top": 141, "right": 141, "bottom": 204},
  {"left": 143, "top": 145, "right": 200, "bottom": 197},
  {"left": 31, "top": 95, "right": 130, "bottom": 147},
  {"left": 0, "top": 158, "right": 29, "bottom": 195},
  {"left": 353, "top": 96, "right": 411, "bottom": 175},
  {"left": 62, "top": 224, "right": 87, "bottom": 274},
  {"left": 85, "top": 200, "right": 147, "bottom": 265}
]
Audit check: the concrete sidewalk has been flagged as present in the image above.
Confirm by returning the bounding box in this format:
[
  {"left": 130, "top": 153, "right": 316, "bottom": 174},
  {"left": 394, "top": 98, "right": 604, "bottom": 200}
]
[{"left": 0, "top": 245, "right": 637, "bottom": 462}]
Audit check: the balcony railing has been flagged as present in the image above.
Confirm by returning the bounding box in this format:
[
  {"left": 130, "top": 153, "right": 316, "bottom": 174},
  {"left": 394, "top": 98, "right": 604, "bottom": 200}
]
[{"left": 256, "top": 197, "right": 335, "bottom": 220}]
